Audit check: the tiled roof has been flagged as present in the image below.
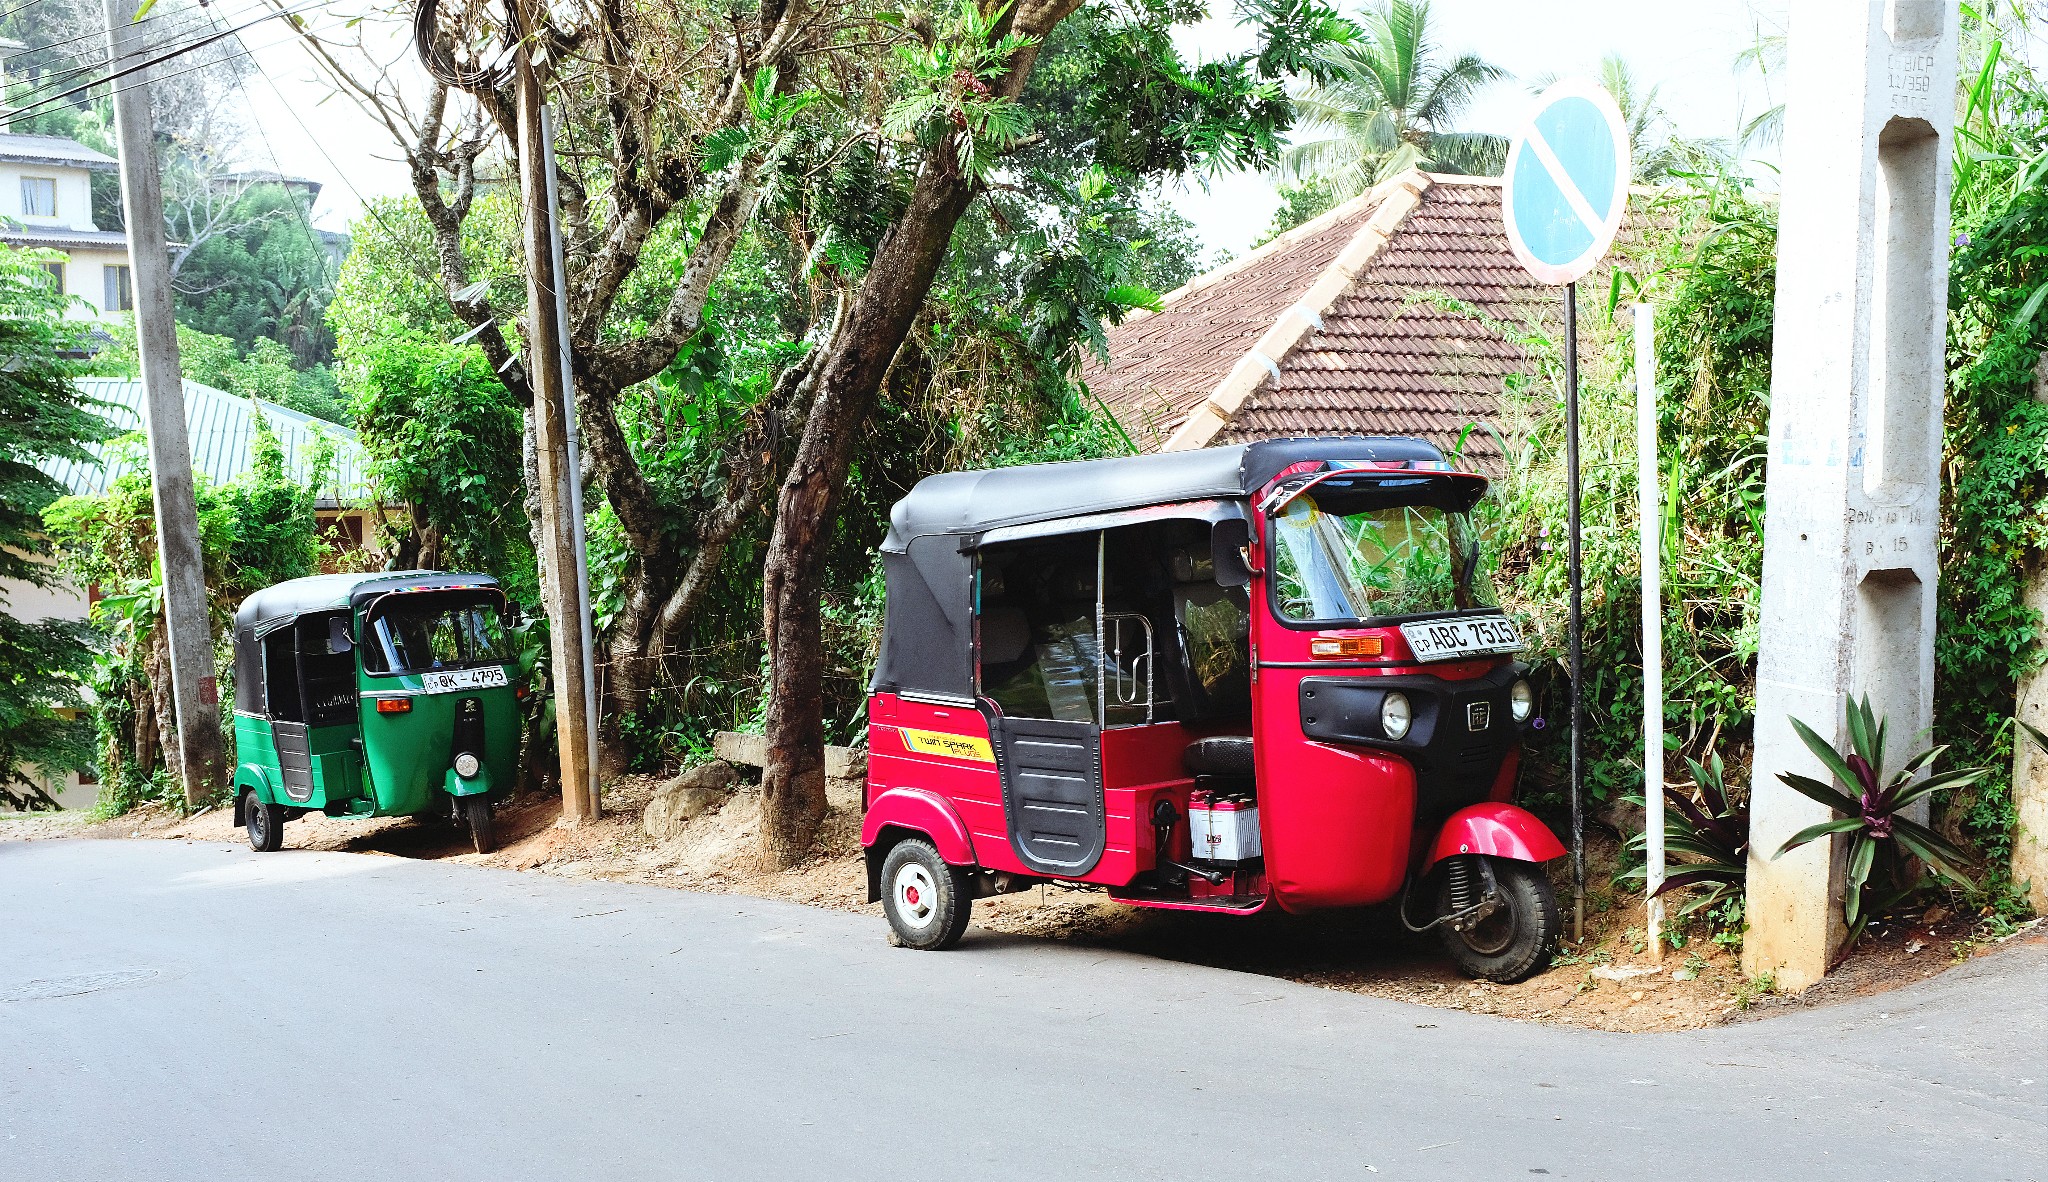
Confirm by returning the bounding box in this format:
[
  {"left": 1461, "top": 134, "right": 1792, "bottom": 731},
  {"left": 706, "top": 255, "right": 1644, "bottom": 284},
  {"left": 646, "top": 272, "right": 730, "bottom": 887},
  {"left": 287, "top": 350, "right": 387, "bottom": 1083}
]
[
  {"left": 46, "top": 378, "right": 371, "bottom": 510},
  {"left": 1083, "top": 186, "right": 1383, "bottom": 445},
  {"left": 0, "top": 132, "right": 118, "bottom": 170},
  {"left": 1086, "top": 172, "right": 1564, "bottom": 469}
]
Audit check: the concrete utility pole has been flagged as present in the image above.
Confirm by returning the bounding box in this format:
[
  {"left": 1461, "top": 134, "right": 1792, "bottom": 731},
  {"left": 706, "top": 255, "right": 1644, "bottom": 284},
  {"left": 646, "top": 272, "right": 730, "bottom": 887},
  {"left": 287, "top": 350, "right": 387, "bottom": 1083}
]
[
  {"left": 512, "top": 37, "right": 599, "bottom": 822},
  {"left": 104, "top": 0, "right": 224, "bottom": 808},
  {"left": 1746, "top": 0, "right": 1956, "bottom": 991}
]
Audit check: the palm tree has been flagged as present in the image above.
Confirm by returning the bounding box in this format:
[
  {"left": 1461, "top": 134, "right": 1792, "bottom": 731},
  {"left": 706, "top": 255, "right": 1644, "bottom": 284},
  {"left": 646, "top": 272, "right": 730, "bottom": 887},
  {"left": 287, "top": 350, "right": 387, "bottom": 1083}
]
[
  {"left": 1274, "top": 0, "right": 1508, "bottom": 198},
  {"left": 1534, "top": 54, "right": 1732, "bottom": 183}
]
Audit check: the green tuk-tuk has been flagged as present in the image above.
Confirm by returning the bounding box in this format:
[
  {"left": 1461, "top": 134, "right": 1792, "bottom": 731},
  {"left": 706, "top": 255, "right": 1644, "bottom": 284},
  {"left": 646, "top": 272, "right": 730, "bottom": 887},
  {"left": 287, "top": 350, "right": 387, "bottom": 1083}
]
[{"left": 230, "top": 571, "right": 522, "bottom": 854}]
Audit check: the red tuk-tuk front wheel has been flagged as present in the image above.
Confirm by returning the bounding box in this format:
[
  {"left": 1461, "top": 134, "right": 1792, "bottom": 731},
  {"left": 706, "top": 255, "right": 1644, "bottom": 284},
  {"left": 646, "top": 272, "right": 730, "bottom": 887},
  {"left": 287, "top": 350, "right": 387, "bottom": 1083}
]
[
  {"left": 880, "top": 838, "right": 972, "bottom": 950},
  {"left": 1436, "top": 856, "right": 1560, "bottom": 984}
]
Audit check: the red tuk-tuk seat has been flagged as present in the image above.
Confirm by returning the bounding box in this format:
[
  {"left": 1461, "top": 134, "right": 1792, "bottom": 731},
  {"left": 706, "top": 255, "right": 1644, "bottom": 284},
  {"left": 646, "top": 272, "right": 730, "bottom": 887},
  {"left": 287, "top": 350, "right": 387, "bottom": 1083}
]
[{"left": 1183, "top": 735, "right": 1254, "bottom": 778}]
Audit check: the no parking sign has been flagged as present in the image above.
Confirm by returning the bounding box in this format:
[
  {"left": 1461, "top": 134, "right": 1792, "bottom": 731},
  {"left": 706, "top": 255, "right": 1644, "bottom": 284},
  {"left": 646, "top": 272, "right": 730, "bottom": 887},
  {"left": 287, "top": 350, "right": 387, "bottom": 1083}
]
[{"left": 1502, "top": 79, "right": 1632, "bottom": 286}]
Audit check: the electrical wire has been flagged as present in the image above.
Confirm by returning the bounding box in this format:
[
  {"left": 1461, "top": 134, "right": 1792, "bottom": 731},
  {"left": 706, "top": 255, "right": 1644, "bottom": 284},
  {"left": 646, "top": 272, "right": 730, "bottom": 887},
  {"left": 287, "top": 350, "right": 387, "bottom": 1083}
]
[
  {"left": 228, "top": 10, "right": 408, "bottom": 242},
  {"left": 0, "top": 0, "right": 252, "bottom": 67},
  {"left": 0, "top": 5, "right": 270, "bottom": 115},
  {"left": 4, "top": 0, "right": 322, "bottom": 126},
  {"left": 412, "top": 0, "right": 514, "bottom": 89}
]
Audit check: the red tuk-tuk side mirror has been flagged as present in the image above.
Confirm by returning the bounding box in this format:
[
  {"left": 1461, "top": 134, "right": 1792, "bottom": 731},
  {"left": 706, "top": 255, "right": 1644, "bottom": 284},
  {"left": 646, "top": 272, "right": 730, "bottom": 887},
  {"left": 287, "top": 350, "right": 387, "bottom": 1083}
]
[{"left": 1212, "top": 518, "right": 1258, "bottom": 585}]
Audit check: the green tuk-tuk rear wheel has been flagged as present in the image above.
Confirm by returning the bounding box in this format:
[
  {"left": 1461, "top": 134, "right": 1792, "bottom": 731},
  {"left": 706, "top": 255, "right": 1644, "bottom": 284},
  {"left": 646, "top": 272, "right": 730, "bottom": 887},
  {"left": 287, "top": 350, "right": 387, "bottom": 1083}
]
[
  {"left": 244, "top": 789, "right": 284, "bottom": 853},
  {"left": 459, "top": 795, "right": 496, "bottom": 854}
]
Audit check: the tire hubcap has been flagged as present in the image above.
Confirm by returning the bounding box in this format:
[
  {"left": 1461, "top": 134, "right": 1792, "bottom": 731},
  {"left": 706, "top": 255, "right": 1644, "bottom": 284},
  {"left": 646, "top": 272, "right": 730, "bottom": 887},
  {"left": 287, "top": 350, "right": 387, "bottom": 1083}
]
[
  {"left": 893, "top": 863, "right": 938, "bottom": 930},
  {"left": 1461, "top": 891, "right": 1517, "bottom": 956}
]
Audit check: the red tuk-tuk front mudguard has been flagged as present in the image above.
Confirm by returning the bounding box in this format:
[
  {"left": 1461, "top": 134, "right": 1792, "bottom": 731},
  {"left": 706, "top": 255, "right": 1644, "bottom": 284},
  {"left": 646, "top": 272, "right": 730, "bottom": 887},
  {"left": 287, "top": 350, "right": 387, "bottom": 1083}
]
[
  {"left": 1421, "top": 802, "right": 1566, "bottom": 871},
  {"left": 862, "top": 786, "right": 977, "bottom": 903}
]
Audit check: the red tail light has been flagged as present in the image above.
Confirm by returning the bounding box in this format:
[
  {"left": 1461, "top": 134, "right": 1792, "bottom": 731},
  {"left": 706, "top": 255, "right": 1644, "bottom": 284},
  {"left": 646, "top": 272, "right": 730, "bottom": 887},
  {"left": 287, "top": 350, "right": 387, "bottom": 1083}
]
[{"left": 375, "top": 697, "right": 411, "bottom": 714}]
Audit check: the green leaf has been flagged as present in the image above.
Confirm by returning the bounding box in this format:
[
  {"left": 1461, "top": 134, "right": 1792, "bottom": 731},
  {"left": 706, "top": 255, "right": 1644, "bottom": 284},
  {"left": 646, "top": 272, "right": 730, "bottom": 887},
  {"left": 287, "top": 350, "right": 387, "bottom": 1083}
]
[
  {"left": 1775, "top": 770, "right": 1859, "bottom": 814},
  {"left": 1788, "top": 713, "right": 1860, "bottom": 791},
  {"left": 1774, "top": 815, "right": 1864, "bottom": 856}
]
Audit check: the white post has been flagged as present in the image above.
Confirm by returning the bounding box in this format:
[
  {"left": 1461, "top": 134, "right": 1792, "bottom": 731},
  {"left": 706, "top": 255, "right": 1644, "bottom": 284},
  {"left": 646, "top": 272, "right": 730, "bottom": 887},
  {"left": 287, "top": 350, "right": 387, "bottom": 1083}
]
[
  {"left": 1636, "top": 303, "right": 1664, "bottom": 961},
  {"left": 1745, "top": 0, "right": 1955, "bottom": 990}
]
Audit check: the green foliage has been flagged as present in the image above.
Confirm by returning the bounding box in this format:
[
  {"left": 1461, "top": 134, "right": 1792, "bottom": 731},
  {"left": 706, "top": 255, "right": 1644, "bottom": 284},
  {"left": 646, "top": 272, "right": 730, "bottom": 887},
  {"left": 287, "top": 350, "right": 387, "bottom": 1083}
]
[
  {"left": 882, "top": 0, "right": 1042, "bottom": 182},
  {"left": 173, "top": 184, "right": 338, "bottom": 369},
  {"left": 92, "top": 321, "right": 348, "bottom": 425},
  {"left": 1478, "top": 179, "right": 1775, "bottom": 817},
  {"left": 1774, "top": 696, "right": 1988, "bottom": 944},
  {"left": 44, "top": 407, "right": 331, "bottom": 814},
  {"left": 1277, "top": 0, "right": 1507, "bottom": 195},
  {"left": 0, "top": 247, "right": 110, "bottom": 808},
  {"left": 1254, "top": 177, "right": 1340, "bottom": 246},
  {"left": 344, "top": 334, "right": 530, "bottom": 589},
  {"left": 1935, "top": 23, "right": 2048, "bottom": 900}
]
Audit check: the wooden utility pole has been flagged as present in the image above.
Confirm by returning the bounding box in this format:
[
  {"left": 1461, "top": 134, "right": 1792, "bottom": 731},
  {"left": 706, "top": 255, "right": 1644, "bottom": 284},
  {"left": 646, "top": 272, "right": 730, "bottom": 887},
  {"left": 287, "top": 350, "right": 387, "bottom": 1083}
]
[
  {"left": 512, "top": 36, "right": 598, "bottom": 822},
  {"left": 104, "top": 0, "right": 223, "bottom": 807}
]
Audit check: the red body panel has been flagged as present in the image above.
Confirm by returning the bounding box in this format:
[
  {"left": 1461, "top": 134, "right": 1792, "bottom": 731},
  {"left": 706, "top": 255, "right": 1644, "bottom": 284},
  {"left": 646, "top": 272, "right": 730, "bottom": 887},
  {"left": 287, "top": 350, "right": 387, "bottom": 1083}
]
[
  {"left": 861, "top": 787, "right": 977, "bottom": 865},
  {"left": 1088, "top": 721, "right": 1203, "bottom": 887},
  {"left": 1423, "top": 802, "right": 1566, "bottom": 869},
  {"left": 865, "top": 693, "right": 1012, "bottom": 870},
  {"left": 1252, "top": 661, "right": 1416, "bottom": 912}
]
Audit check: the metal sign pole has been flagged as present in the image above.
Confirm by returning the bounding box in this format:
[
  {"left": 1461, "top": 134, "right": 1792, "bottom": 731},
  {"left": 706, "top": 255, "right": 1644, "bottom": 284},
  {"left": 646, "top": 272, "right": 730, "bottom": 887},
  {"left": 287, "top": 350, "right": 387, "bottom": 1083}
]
[{"left": 1563, "top": 281, "right": 1585, "bottom": 945}]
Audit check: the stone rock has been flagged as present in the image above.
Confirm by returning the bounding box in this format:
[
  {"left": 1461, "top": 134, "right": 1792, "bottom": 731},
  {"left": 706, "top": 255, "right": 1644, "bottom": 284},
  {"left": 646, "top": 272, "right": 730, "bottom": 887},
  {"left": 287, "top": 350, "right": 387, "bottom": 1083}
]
[
  {"left": 713, "top": 731, "right": 866, "bottom": 779},
  {"left": 1590, "top": 964, "right": 1661, "bottom": 983},
  {"left": 643, "top": 761, "right": 739, "bottom": 841}
]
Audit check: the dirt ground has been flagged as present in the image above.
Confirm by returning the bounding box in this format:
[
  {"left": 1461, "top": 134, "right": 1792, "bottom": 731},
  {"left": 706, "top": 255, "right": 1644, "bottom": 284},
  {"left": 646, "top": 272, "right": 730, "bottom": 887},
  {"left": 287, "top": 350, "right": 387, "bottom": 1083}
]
[{"left": 7, "top": 783, "right": 2034, "bottom": 1033}]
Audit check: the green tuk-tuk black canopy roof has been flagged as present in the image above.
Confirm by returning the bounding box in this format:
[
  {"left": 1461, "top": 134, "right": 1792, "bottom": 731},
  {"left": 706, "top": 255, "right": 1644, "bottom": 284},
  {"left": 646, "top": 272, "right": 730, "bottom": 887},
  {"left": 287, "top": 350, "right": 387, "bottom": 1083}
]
[
  {"left": 872, "top": 437, "right": 1449, "bottom": 703},
  {"left": 234, "top": 571, "right": 501, "bottom": 632}
]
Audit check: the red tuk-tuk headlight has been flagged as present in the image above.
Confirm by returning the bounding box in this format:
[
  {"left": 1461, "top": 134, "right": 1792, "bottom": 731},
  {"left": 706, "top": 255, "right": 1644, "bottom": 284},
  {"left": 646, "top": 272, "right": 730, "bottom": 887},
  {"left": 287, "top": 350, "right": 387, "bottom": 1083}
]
[
  {"left": 1510, "top": 679, "right": 1535, "bottom": 722},
  {"left": 1310, "top": 636, "right": 1383, "bottom": 659},
  {"left": 1380, "top": 692, "right": 1413, "bottom": 740}
]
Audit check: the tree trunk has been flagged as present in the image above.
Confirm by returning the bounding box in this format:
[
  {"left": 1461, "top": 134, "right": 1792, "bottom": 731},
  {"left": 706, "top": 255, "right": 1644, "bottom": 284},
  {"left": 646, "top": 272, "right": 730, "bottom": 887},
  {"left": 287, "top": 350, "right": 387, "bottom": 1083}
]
[
  {"left": 144, "top": 621, "right": 184, "bottom": 791},
  {"left": 757, "top": 168, "right": 976, "bottom": 866}
]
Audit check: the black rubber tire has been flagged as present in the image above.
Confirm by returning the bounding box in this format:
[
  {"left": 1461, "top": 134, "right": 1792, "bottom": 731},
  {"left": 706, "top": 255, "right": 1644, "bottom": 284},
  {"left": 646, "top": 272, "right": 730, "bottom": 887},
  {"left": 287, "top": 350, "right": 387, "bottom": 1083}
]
[
  {"left": 460, "top": 795, "right": 496, "bottom": 854},
  {"left": 879, "top": 838, "right": 972, "bottom": 950},
  {"left": 1434, "top": 856, "right": 1560, "bottom": 984},
  {"left": 244, "top": 789, "right": 284, "bottom": 853}
]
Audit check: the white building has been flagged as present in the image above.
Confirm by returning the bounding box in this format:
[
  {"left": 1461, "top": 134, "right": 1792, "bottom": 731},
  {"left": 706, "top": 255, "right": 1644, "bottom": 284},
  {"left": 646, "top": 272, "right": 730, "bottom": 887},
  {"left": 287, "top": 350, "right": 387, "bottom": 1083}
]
[{"left": 0, "top": 131, "right": 131, "bottom": 321}]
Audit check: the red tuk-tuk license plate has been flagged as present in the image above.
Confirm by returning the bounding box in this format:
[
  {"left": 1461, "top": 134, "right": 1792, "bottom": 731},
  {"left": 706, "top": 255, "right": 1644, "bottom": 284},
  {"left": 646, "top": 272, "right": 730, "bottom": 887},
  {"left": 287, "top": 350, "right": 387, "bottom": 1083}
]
[
  {"left": 1399, "top": 616, "right": 1524, "bottom": 662},
  {"left": 419, "top": 666, "right": 510, "bottom": 694}
]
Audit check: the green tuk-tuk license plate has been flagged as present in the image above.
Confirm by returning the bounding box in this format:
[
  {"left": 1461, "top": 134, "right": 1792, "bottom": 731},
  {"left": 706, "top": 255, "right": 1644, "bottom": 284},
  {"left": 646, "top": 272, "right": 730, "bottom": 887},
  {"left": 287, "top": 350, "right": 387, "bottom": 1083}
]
[{"left": 419, "top": 666, "right": 510, "bottom": 694}]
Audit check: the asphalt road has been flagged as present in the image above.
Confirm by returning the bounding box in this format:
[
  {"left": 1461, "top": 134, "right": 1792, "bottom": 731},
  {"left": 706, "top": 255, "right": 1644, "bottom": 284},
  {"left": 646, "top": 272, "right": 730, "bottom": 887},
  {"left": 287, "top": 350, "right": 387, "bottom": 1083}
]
[{"left": 5, "top": 839, "right": 2045, "bottom": 1181}]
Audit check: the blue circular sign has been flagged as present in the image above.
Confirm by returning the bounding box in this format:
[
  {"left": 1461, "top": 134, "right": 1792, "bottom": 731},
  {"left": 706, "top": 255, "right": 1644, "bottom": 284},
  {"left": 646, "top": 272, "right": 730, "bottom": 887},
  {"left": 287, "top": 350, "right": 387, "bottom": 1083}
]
[{"left": 1501, "top": 79, "right": 1632, "bottom": 285}]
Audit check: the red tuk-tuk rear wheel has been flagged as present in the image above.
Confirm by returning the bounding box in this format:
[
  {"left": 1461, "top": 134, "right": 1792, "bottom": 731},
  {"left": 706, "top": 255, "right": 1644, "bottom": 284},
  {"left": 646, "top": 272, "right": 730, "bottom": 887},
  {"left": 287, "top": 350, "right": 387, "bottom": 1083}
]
[
  {"left": 880, "top": 838, "right": 972, "bottom": 950},
  {"left": 1435, "top": 857, "right": 1560, "bottom": 984}
]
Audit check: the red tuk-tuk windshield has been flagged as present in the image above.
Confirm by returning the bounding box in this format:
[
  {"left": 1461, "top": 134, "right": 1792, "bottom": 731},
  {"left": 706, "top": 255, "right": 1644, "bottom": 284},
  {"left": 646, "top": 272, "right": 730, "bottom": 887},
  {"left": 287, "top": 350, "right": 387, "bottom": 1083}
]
[
  {"left": 1267, "top": 477, "right": 1498, "bottom": 625},
  {"left": 361, "top": 593, "right": 513, "bottom": 676}
]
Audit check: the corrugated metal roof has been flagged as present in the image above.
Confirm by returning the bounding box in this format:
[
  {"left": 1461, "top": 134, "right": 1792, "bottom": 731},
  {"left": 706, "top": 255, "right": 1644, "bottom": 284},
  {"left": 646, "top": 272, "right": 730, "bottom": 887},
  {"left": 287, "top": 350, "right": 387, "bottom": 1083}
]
[
  {"left": 0, "top": 132, "right": 119, "bottom": 170},
  {"left": 46, "top": 378, "right": 370, "bottom": 510},
  {"left": 0, "top": 227, "right": 129, "bottom": 250}
]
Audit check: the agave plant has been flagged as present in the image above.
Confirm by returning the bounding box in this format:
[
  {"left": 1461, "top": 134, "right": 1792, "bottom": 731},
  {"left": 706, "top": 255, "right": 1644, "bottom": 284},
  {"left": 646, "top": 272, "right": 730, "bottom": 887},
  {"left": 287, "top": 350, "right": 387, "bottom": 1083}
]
[
  {"left": 1622, "top": 751, "right": 1749, "bottom": 918},
  {"left": 1774, "top": 695, "right": 1986, "bottom": 941}
]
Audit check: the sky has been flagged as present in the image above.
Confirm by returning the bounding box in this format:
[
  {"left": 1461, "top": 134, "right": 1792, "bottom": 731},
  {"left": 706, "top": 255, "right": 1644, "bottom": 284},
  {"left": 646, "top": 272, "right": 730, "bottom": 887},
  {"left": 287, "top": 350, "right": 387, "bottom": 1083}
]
[{"left": 215, "top": 1, "right": 1800, "bottom": 252}]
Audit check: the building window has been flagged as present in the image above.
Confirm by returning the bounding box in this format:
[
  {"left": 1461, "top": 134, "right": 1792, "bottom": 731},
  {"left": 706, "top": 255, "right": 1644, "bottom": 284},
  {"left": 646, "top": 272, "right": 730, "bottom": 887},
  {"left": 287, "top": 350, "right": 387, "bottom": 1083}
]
[
  {"left": 20, "top": 176, "right": 56, "bottom": 218},
  {"left": 103, "top": 264, "right": 133, "bottom": 311},
  {"left": 39, "top": 261, "right": 64, "bottom": 292}
]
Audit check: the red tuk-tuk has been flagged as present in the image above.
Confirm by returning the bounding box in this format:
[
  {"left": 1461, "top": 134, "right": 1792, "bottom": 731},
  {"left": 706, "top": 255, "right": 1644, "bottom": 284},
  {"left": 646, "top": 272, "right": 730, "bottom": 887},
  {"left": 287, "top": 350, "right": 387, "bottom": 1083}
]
[{"left": 859, "top": 437, "right": 1567, "bottom": 982}]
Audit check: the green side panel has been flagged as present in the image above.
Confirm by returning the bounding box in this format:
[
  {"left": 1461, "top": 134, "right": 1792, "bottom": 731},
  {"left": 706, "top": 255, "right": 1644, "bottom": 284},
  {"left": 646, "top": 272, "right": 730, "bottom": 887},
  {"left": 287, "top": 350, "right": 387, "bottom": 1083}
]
[
  {"left": 357, "top": 662, "right": 520, "bottom": 817},
  {"left": 308, "top": 724, "right": 364, "bottom": 807},
  {"left": 232, "top": 714, "right": 284, "bottom": 803}
]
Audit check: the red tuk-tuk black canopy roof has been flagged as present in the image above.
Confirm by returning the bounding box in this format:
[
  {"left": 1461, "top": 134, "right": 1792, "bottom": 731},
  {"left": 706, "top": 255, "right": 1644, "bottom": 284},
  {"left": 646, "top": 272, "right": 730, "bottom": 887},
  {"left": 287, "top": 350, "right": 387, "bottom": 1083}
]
[
  {"left": 879, "top": 436, "right": 1448, "bottom": 553},
  {"left": 871, "top": 437, "right": 1455, "bottom": 703}
]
